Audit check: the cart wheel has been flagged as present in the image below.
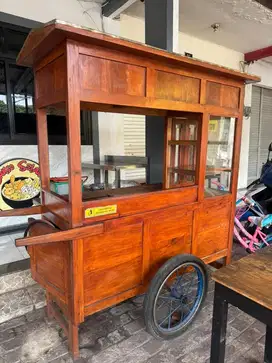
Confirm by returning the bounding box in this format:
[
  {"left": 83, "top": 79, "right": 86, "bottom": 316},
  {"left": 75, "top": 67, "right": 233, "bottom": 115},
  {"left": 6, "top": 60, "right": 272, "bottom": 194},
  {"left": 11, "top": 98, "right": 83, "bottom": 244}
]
[{"left": 144, "top": 254, "right": 208, "bottom": 340}]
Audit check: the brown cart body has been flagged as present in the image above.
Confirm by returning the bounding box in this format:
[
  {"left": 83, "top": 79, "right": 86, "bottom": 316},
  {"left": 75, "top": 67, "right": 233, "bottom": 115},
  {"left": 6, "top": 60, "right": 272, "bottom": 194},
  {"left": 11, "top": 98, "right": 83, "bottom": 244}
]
[{"left": 10, "top": 20, "right": 260, "bottom": 358}]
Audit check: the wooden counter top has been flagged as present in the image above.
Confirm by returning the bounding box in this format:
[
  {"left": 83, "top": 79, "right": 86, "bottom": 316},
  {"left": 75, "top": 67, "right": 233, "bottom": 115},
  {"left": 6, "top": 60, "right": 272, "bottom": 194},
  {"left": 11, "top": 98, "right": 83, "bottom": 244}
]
[{"left": 212, "top": 247, "right": 272, "bottom": 310}]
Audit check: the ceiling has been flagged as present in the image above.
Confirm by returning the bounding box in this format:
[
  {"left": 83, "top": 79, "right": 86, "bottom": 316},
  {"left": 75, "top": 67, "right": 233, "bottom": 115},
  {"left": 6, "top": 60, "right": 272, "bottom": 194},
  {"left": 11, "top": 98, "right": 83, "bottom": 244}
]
[{"left": 123, "top": 0, "right": 272, "bottom": 54}]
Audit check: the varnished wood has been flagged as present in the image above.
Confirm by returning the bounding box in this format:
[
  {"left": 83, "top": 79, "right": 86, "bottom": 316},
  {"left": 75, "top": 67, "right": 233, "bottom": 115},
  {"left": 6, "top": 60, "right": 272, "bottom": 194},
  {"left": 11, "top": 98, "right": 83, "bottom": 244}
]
[
  {"left": 0, "top": 205, "right": 42, "bottom": 217},
  {"left": 213, "top": 247, "right": 272, "bottom": 311},
  {"left": 14, "top": 21, "right": 260, "bottom": 360},
  {"left": 66, "top": 40, "right": 82, "bottom": 227},
  {"left": 68, "top": 322, "right": 79, "bottom": 359},
  {"left": 82, "top": 186, "right": 198, "bottom": 223},
  {"left": 35, "top": 55, "right": 67, "bottom": 108},
  {"left": 78, "top": 43, "right": 245, "bottom": 89},
  {"left": 36, "top": 108, "right": 50, "bottom": 192},
  {"left": 46, "top": 292, "right": 54, "bottom": 320},
  {"left": 43, "top": 191, "right": 70, "bottom": 222},
  {"left": 84, "top": 285, "right": 143, "bottom": 316},
  {"left": 197, "top": 113, "right": 209, "bottom": 202},
  {"left": 192, "top": 196, "right": 232, "bottom": 258},
  {"left": 16, "top": 222, "right": 104, "bottom": 247},
  {"left": 163, "top": 117, "right": 172, "bottom": 189},
  {"left": 68, "top": 239, "right": 85, "bottom": 324}
]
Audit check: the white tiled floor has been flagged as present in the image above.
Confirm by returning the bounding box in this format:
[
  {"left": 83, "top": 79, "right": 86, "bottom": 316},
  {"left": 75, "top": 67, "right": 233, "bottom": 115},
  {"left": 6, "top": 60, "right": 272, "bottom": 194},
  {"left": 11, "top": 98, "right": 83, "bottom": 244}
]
[{"left": 0, "top": 233, "right": 29, "bottom": 265}]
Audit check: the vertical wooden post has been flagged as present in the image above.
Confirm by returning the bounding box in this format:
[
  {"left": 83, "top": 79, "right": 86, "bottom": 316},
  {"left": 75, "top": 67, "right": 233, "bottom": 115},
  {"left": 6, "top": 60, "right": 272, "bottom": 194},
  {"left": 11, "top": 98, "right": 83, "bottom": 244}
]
[
  {"left": 66, "top": 40, "right": 82, "bottom": 228},
  {"left": 66, "top": 40, "right": 84, "bottom": 360},
  {"left": 226, "top": 85, "right": 245, "bottom": 264},
  {"left": 36, "top": 107, "right": 50, "bottom": 195},
  {"left": 197, "top": 112, "right": 209, "bottom": 202},
  {"left": 163, "top": 117, "right": 172, "bottom": 189}
]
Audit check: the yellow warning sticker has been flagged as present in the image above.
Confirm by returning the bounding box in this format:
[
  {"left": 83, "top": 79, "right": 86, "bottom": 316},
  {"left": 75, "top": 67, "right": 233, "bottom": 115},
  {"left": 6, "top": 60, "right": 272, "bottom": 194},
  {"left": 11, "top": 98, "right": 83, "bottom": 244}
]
[{"left": 85, "top": 205, "right": 117, "bottom": 218}]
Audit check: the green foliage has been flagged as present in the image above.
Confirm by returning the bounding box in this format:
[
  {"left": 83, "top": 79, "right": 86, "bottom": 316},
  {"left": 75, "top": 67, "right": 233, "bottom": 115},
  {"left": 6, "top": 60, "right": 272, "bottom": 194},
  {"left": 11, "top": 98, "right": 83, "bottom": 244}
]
[{"left": 0, "top": 100, "right": 7, "bottom": 113}]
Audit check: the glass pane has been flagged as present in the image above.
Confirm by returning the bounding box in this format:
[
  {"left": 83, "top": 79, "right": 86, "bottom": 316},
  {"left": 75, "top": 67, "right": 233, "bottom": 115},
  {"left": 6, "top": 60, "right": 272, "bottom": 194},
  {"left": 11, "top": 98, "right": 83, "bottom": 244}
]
[
  {"left": 172, "top": 118, "right": 198, "bottom": 141},
  {"left": 8, "top": 64, "right": 36, "bottom": 135},
  {"left": 205, "top": 116, "right": 235, "bottom": 197},
  {"left": 0, "top": 61, "right": 9, "bottom": 134},
  {"left": 167, "top": 117, "right": 199, "bottom": 188}
]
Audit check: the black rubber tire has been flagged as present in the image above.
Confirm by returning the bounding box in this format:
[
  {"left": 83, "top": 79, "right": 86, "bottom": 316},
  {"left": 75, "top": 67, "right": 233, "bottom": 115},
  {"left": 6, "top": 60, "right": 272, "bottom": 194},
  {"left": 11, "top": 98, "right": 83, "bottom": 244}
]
[{"left": 144, "top": 254, "right": 208, "bottom": 340}]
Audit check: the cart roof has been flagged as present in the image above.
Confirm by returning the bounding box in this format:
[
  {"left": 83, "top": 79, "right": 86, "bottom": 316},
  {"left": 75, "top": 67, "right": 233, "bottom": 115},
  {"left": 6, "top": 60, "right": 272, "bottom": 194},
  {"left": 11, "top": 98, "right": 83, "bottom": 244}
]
[{"left": 17, "top": 19, "right": 260, "bottom": 84}]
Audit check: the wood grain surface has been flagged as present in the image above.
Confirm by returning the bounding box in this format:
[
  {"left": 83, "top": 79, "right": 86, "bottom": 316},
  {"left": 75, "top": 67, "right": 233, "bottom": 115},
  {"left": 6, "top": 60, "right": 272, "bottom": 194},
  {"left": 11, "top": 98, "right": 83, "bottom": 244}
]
[{"left": 212, "top": 247, "right": 272, "bottom": 310}]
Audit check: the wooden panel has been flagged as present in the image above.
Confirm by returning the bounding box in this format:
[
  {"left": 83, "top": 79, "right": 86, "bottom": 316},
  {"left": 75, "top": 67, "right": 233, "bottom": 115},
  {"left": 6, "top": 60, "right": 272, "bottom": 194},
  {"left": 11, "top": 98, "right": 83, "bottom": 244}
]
[
  {"left": 36, "top": 242, "right": 68, "bottom": 295},
  {"left": 108, "top": 60, "right": 145, "bottom": 96},
  {"left": 83, "top": 222, "right": 143, "bottom": 306},
  {"left": 43, "top": 191, "right": 71, "bottom": 222},
  {"left": 221, "top": 85, "right": 240, "bottom": 109},
  {"left": 155, "top": 70, "right": 200, "bottom": 103},
  {"left": 80, "top": 54, "right": 146, "bottom": 97},
  {"left": 193, "top": 197, "right": 232, "bottom": 259},
  {"left": 28, "top": 221, "right": 69, "bottom": 299},
  {"left": 35, "top": 55, "right": 66, "bottom": 107},
  {"left": 83, "top": 223, "right": 143, "bottom": 273},
  {"left": 83, "top": 186, "right": 198, "bottom": 224},
  {"left": 80, "top": 55, "right": 107, "bottom": 92},
  {"left": 206, "top": 81, "right": 221, "bottom": 106},
  {"left": 148, "top": 208, "right": 192, "bottom": 274},
  {"left": 84, "top": 257, "right": 142, "bottom": 306},
  {"left": 84, "top": 285, "right": 143, "bottom": 316},
  {"left": 195, "top": 224, "right": 229, "bottom": 258}
]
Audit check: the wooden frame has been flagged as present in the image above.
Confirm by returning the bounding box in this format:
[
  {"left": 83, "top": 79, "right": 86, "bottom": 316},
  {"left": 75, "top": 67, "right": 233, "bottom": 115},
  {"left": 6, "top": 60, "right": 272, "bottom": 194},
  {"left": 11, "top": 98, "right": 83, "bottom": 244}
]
[{"left": 9, "top": 20, "right": 260, "bottom": 359}]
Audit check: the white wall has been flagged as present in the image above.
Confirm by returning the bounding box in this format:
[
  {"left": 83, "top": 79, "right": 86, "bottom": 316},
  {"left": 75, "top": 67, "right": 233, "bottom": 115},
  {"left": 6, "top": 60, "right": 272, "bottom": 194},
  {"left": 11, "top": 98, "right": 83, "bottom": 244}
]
[{"left": 0, "top": 0, "right": 101, "bottom": 29}]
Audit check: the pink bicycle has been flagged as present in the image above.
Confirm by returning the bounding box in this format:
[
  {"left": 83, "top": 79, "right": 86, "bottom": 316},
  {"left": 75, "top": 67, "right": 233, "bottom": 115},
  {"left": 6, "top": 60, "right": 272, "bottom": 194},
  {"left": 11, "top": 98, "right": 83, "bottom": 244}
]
[
  {"left": 211, "top": 181, "right": 272, "bottom": 253},
  {"left": 235, "top": 196, "right": 272, "bottom": 252}
]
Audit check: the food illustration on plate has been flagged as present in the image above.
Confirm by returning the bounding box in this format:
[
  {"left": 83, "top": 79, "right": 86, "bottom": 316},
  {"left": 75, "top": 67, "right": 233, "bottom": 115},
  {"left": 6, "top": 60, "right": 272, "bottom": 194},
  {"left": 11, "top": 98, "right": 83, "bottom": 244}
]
[{"left": 0, "top": 159, "right": 40, "bottom": 210}]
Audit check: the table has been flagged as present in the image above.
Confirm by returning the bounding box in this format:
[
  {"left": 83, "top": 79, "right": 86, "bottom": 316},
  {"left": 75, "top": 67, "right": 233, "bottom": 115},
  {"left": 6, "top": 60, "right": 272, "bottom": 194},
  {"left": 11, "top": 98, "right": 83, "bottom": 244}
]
[
  {"left": 82, "top": 162, "right": 147, "bottom": 188},
  {"left": 82, "top": 156, "right": 148, "bottom": 189},
  {"left": 210, "top": 247, "right": 272, "bottom": 363}
]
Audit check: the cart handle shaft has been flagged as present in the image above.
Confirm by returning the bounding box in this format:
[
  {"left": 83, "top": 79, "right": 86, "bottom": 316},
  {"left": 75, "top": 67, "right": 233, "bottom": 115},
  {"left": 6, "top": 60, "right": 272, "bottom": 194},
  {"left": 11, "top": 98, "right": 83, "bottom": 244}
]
[{"left": 16, "top": 223, "right": 104, "bottom": 247}]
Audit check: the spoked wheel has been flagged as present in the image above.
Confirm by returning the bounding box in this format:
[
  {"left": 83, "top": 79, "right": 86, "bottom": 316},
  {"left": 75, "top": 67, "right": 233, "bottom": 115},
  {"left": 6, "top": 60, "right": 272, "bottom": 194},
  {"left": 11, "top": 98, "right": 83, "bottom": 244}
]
[{"left": 144, "top": 254, "right": 208, "bottom": 340}]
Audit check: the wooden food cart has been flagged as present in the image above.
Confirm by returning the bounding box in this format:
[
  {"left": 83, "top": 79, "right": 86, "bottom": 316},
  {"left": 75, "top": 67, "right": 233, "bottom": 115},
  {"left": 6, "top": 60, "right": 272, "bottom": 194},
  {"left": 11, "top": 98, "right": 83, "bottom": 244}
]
[{"left": 10, "top": 20, "right": 260, "bottom": 359}]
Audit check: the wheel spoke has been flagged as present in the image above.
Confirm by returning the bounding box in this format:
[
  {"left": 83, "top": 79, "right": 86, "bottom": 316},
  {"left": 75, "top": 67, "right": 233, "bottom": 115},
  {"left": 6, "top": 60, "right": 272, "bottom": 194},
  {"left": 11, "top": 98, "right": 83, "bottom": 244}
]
[
  {"left": 158, "top": 302, "right": 183, "bottom": 327},
  {"left": 168, "top": 301, "right": 173, "bottom": 329},
  {"left": 158, "top": 295, "right": 181, "bottom": 302},
  {"left": 156, "top": 299, "right": 170, "bottom": 311}
]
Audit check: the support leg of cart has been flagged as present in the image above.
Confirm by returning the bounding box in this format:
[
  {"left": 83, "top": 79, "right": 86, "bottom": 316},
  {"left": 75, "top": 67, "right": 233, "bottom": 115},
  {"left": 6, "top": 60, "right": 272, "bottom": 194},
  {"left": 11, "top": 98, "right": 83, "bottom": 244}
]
[
  {"left": 46, "top": 291, "right": 54, "bottom": 320},
  {"left": 69, "top": 322, "right": 79, "bottom": 360}
]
